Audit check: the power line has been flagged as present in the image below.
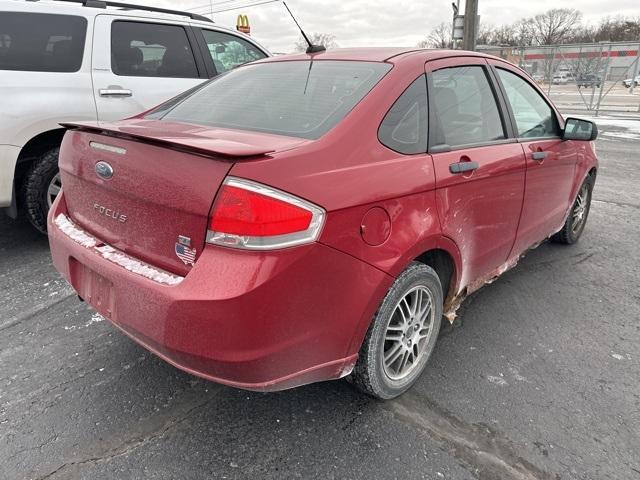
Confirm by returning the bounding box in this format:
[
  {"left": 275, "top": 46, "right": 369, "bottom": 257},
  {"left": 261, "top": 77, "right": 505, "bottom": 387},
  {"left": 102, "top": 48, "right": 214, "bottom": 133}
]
[
  {"left": 185, "top": 0, "right": 246, "bottom": 12},
  {"left": 186, "top": 0, "right": 279, "bottom": 13},
  {"left": 208, "top": 0, "right": 280, "bottom": 14}
]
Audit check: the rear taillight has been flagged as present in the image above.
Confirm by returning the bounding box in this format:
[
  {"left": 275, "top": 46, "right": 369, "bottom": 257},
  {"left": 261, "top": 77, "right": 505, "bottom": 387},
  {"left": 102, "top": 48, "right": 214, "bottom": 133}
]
[{"left": 206, "top": 177, "right": 325, "bottom": 250}]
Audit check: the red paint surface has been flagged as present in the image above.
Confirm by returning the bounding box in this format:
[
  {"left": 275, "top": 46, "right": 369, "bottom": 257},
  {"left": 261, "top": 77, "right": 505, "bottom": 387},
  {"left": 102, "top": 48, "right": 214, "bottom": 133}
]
[{"left": 49, "top": 49, "right": 598, "bottom": 390}]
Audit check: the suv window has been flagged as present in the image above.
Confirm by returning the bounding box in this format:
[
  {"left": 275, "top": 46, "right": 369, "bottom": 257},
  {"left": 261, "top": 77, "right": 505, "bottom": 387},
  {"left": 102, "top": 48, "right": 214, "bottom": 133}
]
[
  {"left": 155, "top": 60, "right": 391, "bottom": 140},
  {"left": 496, "top": 68, "right": 559, "bottom": 138},
  {"left": 201, "top": 30, "right": 266, "bottom": 74},
  {"left": 431, "top": 66, "right": 505, "bottom": 148},
  {"left": 111, "top": 21, "right": 198, "bottom": 78},
  {"left": 0, "top": 13, "right": 87, "bottom": 72},
  {"left": 379, "top": 75, "right": 428, "bottom": 154}
]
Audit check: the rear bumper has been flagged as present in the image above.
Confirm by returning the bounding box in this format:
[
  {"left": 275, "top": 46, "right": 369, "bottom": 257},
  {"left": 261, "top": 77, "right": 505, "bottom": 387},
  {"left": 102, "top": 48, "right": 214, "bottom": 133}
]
[
  {"left": 48, "top": 195, "right": 393, "bottom": 391},
  {"left": 0, "top": 144, "right": 21, "bottom": 208}
]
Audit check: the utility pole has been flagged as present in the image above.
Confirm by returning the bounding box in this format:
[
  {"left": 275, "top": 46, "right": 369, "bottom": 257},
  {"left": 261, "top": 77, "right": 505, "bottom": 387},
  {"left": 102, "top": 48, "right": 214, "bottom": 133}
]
[
  {"left": 462, "top": 0, "right": 478, "bottom": 51},
  {"left": 451, "top": 1, "right": 460, "bottom": 49}
]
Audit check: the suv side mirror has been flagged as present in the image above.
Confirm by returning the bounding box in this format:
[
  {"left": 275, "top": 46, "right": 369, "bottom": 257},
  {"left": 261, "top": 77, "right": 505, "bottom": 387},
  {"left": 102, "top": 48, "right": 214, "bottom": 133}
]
[{"left": 563, "top": 117, "right": 598, "bottom": 141}]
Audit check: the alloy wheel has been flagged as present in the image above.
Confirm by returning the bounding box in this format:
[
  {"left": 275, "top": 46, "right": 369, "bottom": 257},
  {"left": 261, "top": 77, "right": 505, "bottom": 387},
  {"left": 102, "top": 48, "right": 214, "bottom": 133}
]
[
  {"left": 382, "top": 285, "right": 436, "bottom": 381},
  {"left": 571, "top": 183, "right": 589, "bottom": 234}
]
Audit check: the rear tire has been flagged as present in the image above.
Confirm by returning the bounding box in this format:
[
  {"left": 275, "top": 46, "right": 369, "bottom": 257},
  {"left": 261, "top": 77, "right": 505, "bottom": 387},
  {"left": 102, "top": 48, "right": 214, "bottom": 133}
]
[
  {"left": 21, "top": 147, "right": 61, "bottom": 234},
  {"left": 551, "top": 176, "right": 594, "bottom": 245},
  {"left": 350, "top": 262, "right": 443, "bottom": 400}
]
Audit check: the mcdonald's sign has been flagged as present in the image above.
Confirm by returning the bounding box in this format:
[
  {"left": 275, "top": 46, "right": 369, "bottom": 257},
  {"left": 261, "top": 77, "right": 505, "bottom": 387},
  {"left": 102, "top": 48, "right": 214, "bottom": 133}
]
[{"left": 236, "top": 15, "right": 250, "bottom": 35}]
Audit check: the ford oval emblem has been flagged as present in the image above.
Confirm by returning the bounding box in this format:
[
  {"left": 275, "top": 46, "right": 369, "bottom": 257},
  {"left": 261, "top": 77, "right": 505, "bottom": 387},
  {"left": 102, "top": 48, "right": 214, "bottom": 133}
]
[{"left": 95, "top": 161, "right": 114, "bottom": 180}]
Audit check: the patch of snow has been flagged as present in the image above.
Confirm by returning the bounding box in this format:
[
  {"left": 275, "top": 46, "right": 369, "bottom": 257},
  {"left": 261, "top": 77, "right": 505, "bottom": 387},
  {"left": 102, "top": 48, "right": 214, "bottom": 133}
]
[
  {"left": 54, "top": 214, "right": 97, "bottom": 248},
  {"left": 601, "top": 131, "right": 640, "bottom": 140},
  {"left": 96, "top": 245, "right": 183, "bottom": 286},
  {"left": 86, "top": 313, "right": 104, "bottom": 327},
  {"left": 55, "top": 214, "right": 183, "bottom": 286},
  {"left": 611, "top": 353, "right": 624, "bottom": 360},
  {"left": 487, "top": 376, "right": 508, "bottom": 386},
  {"left": 509, "top": 367, "right": 529, "bottom": 383}
]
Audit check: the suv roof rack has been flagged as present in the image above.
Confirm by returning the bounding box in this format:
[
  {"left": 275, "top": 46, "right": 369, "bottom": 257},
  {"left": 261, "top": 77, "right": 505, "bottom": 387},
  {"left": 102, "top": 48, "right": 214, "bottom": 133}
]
[{"left": 48, "top": 0, "right": 214, "bottom": 23}]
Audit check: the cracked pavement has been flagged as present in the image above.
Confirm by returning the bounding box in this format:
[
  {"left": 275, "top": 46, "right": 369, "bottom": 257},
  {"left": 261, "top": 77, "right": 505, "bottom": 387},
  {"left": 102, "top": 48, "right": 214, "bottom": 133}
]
[{"left": 1, "top": 120, "right": 639, "bottom": 480}]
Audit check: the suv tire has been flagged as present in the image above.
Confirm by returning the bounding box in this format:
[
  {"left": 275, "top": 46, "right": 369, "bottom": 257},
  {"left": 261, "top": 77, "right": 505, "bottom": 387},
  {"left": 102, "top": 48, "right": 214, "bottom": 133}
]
[{"left": 21, "top": 147, "right": 60, "bottom": 234}]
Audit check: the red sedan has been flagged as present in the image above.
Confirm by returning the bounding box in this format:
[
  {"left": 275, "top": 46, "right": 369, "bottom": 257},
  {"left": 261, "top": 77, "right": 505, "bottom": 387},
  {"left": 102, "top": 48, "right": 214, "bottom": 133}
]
[{"left": 48, "top": 48, "right": 598, "bottom": 399}]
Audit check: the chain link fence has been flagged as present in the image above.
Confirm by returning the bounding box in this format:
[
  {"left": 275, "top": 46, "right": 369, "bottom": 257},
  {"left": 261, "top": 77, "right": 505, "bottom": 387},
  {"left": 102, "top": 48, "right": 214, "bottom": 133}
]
[{"left": 479, "top": 42, "right": 640, "bottom": 116}]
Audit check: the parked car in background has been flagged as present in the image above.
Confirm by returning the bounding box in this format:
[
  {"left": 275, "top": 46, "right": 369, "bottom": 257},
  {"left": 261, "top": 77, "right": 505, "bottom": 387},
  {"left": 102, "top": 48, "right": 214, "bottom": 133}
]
[
  {"left": 49, "top": 48, "right": 598, "bottom": 399},
  {"left": 552, "top": 72, "right": 570, "bottom": 85},
  {"left": 622, "top": 75, "right": 640, "bottom": 88},
  {"left": 576, "top": 74, "right": 602, "bottom": 88},
  {"left": 532, "top": 73, "right": 545, "bottom": 84},
  {"left": 0, "top": 0, "right": 269, "bottom": 233}
]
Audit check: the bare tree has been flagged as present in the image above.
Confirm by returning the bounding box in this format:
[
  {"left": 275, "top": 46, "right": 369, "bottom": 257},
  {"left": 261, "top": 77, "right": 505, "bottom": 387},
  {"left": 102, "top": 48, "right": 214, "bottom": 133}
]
[
  {"left": 529, "top": 9, "right": 582, "bottom": 45},
  {"left": 592, "top": 16, "right": 640, "bottom": 42},
  {"left": 295, "top": 33, "right": 338, "bottom": 52},
  {"left": 421, "top": 9, "right": 640, "bottom": 51},
  {"left": 417, "top": 22, "right": 452, "bottom": 49}
]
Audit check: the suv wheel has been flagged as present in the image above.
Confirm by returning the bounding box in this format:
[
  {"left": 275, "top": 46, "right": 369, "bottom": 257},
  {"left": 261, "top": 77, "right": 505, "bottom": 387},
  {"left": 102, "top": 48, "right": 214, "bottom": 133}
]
[
  {"left": 21, "top": 147, "right": 61, "bottom": 234},
  {"left": 349, "top": 262, "right": 443, "bottom": 399}
]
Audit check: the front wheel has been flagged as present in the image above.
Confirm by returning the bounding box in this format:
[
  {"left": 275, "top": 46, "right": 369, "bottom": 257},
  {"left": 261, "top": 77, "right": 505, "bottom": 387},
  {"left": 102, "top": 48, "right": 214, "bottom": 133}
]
[
  {"left": 551, "top": 176, "right": 594, "bottom": 245},
  {"left": 349, "top": 262, "right": 443, "bottom": 399}
]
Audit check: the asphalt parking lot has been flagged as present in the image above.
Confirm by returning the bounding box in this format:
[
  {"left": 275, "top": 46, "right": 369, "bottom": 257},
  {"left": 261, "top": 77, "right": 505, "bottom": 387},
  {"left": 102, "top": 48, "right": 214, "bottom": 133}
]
[{"left": 1, "top": 118, "right": 639, "bottom": 480}]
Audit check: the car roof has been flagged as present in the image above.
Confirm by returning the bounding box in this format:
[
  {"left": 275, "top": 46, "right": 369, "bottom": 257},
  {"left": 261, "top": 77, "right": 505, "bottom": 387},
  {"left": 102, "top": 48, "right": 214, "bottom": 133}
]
[{"left": 254, "top": 47, "right": 495, "bottom": 64}]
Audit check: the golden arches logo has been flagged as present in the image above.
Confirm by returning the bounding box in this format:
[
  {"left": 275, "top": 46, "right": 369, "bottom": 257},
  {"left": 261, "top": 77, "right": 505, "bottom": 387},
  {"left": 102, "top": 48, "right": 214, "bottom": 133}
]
[{"left": 236, "top": 14, "right": 250, "bottom": 34}]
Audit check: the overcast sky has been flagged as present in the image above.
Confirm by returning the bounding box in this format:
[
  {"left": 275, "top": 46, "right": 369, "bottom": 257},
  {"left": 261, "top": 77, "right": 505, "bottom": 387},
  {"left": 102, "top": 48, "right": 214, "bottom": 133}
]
[{"left": 137, "top": 0, "right": 640, "bottom": 52}]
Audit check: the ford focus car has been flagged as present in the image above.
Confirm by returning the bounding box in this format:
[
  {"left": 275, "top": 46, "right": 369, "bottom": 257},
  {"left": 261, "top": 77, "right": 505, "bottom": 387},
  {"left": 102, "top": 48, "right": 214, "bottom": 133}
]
[{"left": 48, "top": 48, "right": 598, "bottom": 399}]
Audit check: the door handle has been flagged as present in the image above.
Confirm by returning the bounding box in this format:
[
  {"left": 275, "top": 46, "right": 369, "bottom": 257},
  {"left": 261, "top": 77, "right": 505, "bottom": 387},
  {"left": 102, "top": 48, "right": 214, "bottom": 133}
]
[
  {"left": 531, "top": 151, "right": 548, "bottom": 161},
  {"left": 449, "top": 161, "right": 479, "bottom": 174},
  {"left": 99, "top": 88, "right": 133, "bottom": 97}
]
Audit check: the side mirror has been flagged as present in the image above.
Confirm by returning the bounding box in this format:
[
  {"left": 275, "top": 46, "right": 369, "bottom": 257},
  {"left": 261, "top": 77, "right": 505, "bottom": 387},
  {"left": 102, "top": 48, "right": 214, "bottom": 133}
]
[{"left": 563, "top": 117, "right": 598, "bottom": 141}]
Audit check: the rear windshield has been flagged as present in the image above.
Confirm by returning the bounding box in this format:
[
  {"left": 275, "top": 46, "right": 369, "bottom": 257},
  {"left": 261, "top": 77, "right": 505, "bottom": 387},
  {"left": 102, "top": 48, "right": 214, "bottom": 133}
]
[
  {"left": 0, "top": 13, "right": 87, "bottom": 72},
  {"left": 152, "top": 60, "right": 392, "bottom": 139}
]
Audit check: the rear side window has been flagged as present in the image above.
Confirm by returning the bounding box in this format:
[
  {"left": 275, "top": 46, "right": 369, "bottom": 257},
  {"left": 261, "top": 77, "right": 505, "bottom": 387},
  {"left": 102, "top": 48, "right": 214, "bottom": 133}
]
[
  {"left": 0, "top": 13, "right": 86, "bottom": 72},
  {"left": 430, "top": 66, "right": 505, "bottom": 148},
  {"left": 379, "top": 75, "right": 428, "bottom": 154},
  {"left": 496, "top": 68, "right": 559, "bottom": 139},
  {"left": 155, "top": 61, "right": 391, "bottom": 140},
  {"left": 111, "top": 21, "right": 198, "bottom": 78},
  {"left": 201, "top": 29, "right": 266, "bottom": 74}
]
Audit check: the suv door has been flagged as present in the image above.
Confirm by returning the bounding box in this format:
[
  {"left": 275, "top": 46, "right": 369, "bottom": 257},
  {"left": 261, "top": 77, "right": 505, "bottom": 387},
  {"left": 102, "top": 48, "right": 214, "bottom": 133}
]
[
  {"left": 92, "top": 16, "right": 207, "bottom": 122},
  {"left": 426, "top": 58, "right": 526, "bottom": 287},
  {"left": 489, "top": 60, "right": 577, "bottom": 256}
]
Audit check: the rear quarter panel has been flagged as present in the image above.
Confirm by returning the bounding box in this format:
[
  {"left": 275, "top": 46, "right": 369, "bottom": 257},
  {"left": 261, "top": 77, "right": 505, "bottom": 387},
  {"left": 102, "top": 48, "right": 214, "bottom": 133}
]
[{"left": 230, "top": 57, "right": 454, "bottom": 278}]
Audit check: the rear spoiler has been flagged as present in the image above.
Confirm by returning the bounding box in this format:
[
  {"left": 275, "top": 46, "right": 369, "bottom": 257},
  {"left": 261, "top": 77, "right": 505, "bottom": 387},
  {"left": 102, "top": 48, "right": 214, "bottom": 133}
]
[{"left": 60, "top": 122, "right": 276, "bottom": 159}]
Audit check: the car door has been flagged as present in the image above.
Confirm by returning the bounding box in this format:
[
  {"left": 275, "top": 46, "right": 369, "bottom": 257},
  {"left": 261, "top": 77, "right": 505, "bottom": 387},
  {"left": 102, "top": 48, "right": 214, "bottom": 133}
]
[
  {"left": 426, "top": 58, "right": 526, "bottom": 288},
  {"left": 92, "top": 16, "right": 208, "bottom": 122},
  {"left": 488, "top": 60, "right": 577, "bottom": 256}
]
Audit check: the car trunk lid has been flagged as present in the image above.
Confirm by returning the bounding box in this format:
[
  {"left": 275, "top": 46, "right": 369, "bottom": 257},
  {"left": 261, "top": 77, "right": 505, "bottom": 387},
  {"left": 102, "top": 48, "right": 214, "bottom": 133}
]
[{"left": 58, "top": 120, "right": 309, "bottom": 276}]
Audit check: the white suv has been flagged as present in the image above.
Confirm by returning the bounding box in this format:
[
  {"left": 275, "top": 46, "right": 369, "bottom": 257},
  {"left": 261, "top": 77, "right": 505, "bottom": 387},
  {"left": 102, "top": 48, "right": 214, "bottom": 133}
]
[{"left": 0, "top": 0, "right": 270, "bottom": 232}]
